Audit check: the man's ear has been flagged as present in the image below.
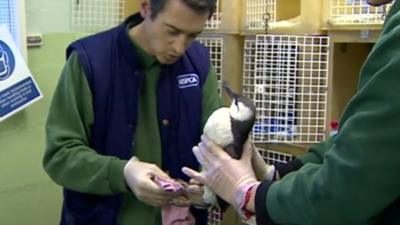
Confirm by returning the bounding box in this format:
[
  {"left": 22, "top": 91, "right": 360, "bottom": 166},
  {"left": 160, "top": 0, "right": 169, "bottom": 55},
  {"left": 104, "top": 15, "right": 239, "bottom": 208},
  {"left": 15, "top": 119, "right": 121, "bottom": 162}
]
[{"left": 139, "top": 0, "right": 151, "bottom": 18}]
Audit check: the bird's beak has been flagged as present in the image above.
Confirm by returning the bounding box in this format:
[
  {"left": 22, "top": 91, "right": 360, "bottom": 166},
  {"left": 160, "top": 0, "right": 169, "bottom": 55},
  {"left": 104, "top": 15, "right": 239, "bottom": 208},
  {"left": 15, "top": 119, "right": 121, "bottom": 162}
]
[{"left": 222, "top": 81, "right": 237, "bottom": 101}]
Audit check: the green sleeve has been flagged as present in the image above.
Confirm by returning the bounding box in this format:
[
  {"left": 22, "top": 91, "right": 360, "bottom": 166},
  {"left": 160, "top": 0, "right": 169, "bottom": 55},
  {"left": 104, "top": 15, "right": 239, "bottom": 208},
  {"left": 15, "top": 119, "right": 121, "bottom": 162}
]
[
  {"left": 201, "top": 64, "right": 223, "bottom": 129},
  {"left": 264, "top": 6, "right": 400, "bottom": 224},
  {"left": 43, "top": 52, "right": 128, "bottom": 195},
  {"left": 298, "top": 137, "right": 334, "bottom": 164}
]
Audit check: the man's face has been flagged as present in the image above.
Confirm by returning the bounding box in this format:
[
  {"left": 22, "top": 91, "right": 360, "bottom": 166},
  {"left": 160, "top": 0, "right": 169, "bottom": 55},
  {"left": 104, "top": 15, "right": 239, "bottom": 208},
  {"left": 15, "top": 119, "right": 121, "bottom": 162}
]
[
  {"left": 142, "top": 0, "right": 209, "bottom": 64},
  {"left": 366, "top": 0, "right": 394, "bottom": 6}
]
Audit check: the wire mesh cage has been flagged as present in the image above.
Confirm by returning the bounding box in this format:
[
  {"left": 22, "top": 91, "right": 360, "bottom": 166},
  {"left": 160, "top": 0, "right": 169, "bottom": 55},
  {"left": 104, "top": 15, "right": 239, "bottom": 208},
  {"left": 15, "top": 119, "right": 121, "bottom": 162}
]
[
  {"left": 329, "top": 0, "right": 393, "bottom": 25},
  {"left": 71, "top": 0, "right": 124, "bottom": 33},
  {"left": 243, "top": 38, "right": 258, "bottom": 101},
  {"left": 242, "top": 35, "right": 330, "bottom": 144},
  {"left": 244, "top": 0, "right": 322, "bottom": 34},
  {"left": 197, "top": 37, "right": 224, "bottom": 95},
  {"left": 205, "top": 0, "right": 221, "bottom": 30},
  {"left": 257, "top": 147, "right": 295, "bottom": 164},
  {"left": 245, "top": 0, "right": 276, "bottom": 30},
  {"left": 207, "top": 208, "right": 222, "bottom": 225}
]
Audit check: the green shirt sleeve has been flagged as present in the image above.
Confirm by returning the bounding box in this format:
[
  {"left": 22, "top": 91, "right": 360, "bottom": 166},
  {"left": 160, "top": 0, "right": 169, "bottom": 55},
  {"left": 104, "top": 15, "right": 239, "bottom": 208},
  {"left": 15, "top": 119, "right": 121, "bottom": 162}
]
[
  {"left": 201, "top": 64, "right": 223, "bottom": 129},
  {"left": 263, "top": 4, "right": 400, "bottom": 225},
  {"left": 298, "top": 137, "right": 334, "bottom": 164},
  {"left": 43, "top": 52, "right": 128, "bottom": 195}
]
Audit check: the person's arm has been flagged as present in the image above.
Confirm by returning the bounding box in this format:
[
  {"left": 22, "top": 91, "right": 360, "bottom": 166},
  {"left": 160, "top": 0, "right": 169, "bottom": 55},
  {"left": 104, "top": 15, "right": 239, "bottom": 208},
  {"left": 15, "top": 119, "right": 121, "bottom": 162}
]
[
  {"left": 254, "top": 7, "right": 400, "bottom": 224},
  {"left": 43, "top": 52, "right": 128, "bottom": 195},
  {"left": 297, "top": 137, "right": 334, "bottom": 165},
  {"left": 252, "top": 125, "right": 335, "bottom": 182}
]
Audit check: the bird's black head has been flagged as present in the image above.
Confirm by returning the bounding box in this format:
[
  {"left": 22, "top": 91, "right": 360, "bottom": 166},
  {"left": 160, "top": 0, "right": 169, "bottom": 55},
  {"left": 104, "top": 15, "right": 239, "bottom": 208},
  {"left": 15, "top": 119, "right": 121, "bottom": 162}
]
[
  {"left": 222, "top": 81, "right": 256, "bottom": 121},
  {"left": 222, "top": 81, "right": 256, "bottom": 159},
  {"left": 222, "top": 81, "right": 239, "bottom": 105}
]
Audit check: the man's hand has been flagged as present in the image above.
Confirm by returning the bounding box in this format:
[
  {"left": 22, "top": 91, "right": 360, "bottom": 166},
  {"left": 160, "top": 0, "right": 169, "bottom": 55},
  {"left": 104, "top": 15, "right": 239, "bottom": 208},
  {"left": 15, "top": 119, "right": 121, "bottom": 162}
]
[
  {"left": 124, "top": 157, "right": 178, "bottom": 207},
  {"left": 182, "top": 136, "right": 259, "bottom": 212}
]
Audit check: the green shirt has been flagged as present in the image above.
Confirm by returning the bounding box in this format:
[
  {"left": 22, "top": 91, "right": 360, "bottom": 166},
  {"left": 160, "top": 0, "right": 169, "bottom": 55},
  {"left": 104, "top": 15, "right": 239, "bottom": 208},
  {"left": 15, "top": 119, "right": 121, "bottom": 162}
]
[
  {"left": 44, "top": 34, "right": 221, "bottom": 224},
  {"left": 266, "top": 2, "right": 400, "bottom": 224}
]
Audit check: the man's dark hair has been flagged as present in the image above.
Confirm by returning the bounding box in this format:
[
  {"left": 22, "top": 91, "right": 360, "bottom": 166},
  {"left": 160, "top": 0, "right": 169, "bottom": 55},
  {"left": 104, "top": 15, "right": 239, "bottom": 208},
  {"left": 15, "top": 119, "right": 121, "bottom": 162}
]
[{"left": 149, "top": 0, "right": 217, "bottom": 19}]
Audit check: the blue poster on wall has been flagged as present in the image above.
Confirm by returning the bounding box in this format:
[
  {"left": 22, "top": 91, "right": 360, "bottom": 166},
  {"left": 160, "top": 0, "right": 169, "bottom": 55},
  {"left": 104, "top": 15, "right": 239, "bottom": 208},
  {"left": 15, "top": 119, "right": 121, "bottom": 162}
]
[{"left": 0, "top": 24, "right": 42, "bottom": 122}]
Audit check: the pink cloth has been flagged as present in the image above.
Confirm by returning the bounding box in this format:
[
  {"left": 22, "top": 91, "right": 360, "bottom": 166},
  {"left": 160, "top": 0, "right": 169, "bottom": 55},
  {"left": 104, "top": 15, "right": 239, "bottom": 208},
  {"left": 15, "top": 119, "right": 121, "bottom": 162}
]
[
  {"left": 154, "top": 176, "right": 196, "bottom": 225},
  {"left": 161, "top": 205, "right": 196, "bottom": 225}
]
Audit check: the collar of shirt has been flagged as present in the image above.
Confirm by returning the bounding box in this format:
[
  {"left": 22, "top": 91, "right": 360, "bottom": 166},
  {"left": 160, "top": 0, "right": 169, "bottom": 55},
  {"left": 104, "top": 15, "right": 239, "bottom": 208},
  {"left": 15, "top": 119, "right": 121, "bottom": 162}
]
[{"left": 124, "top": 26, "right": 158, "bottom": 69}]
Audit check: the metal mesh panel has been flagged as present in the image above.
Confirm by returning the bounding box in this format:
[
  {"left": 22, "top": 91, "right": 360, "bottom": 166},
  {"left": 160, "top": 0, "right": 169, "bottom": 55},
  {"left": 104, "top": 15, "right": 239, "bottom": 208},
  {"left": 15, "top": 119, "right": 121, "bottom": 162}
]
[
  {"left": 205, "top": 0, "right": 221, "bottom": 30},
  {"left": 243, "top": 38, "right": 257, "bottom": 102},
  {"left": 71, "top": 0, "right": 124, "bottom": 33},
  {"left": 207, "top": 208, "right": 222, "bottom": 225},
  {"left": 257, "top": 147, "right": 294, "bottom": 164},
  {"left": 329, "top": 0, "right": 393, "bottom": 25},
  {"left": 197, "top": 37, "right": 224, "bottom": 95},
  {"left": 245, "top": 0, "right": 276, "bottom": 30},
  {"left": 243, "top": 35, "right": 329, "bottom": 144},
  {"left": 0, "top": 0, "right": 17, "bottom": 43}
]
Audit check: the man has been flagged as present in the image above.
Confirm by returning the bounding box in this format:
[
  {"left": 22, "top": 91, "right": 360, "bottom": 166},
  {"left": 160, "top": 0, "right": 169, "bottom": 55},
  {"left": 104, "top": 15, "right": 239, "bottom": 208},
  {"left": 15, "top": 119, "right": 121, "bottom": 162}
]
[
  {"left": 183, "top": 0, "right": 400, "bottom": 224},
  {"left": 43, "top": 0, "right": 220, "bottom": 224}
]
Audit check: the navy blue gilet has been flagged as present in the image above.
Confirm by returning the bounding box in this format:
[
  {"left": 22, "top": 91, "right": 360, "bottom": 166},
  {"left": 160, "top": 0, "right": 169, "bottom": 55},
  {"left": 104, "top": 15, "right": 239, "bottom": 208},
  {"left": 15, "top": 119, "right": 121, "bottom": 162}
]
[{"left": 61, "top": 13, "right": 210, "bottom": 225}]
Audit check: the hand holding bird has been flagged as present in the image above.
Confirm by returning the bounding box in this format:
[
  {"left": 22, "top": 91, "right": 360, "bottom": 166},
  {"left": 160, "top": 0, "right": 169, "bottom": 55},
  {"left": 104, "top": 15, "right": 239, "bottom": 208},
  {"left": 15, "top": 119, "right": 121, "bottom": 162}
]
[{"left": 182, "top": 136, "right": 259, "bottom": 215}]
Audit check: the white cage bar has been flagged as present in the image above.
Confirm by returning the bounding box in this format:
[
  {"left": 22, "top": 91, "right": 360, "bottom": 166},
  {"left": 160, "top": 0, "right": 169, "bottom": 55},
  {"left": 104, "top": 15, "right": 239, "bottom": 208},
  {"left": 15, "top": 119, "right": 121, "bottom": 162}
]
[
  {"left": 197, "top": 37, "right": 224, "bottom": 95},
  {"left": 205, "top": 0, "right": 221, "bottom": 30},
  {"left": 245, "top": 0, "right": 276, "bottom": 30},
  {"left": 329, "top": 0, "right": 393, "bottom": 25},
  {"left": 243, "top": 35, "right": 329, "bottom": 144},
  {"left": 71, "top": 0, "right": 124, "bottom": 33},
  {"left": 243, "top": 38, "right": 257, "bottom": 101}
]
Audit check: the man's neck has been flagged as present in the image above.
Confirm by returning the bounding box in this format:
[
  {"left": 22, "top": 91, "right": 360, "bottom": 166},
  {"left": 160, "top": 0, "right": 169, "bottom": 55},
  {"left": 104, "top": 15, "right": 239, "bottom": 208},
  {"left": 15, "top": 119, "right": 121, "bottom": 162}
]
[{"left": 129, "top": 23, "right": 153, "bottom": 56}]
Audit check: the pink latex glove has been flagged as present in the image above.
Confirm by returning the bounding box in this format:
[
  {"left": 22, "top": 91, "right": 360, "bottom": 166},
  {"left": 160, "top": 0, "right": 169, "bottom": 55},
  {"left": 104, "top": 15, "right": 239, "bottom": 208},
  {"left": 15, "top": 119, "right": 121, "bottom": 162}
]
[{"left": 182, "top": 136, "right": 259, "bottom": 214}]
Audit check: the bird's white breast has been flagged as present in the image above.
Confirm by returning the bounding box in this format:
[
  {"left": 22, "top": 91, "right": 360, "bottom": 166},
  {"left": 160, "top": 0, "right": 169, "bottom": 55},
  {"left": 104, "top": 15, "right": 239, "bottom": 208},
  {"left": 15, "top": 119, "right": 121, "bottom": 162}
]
[{"left": 203, "top": 107, "right": 233, "bottom": 147}]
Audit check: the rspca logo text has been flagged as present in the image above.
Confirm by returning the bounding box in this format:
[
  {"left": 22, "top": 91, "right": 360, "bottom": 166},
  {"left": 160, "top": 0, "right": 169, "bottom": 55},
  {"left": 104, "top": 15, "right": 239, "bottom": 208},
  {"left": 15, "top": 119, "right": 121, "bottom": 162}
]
[{"left": 177, "top": 74, "right": 199, "bottom": 89}]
